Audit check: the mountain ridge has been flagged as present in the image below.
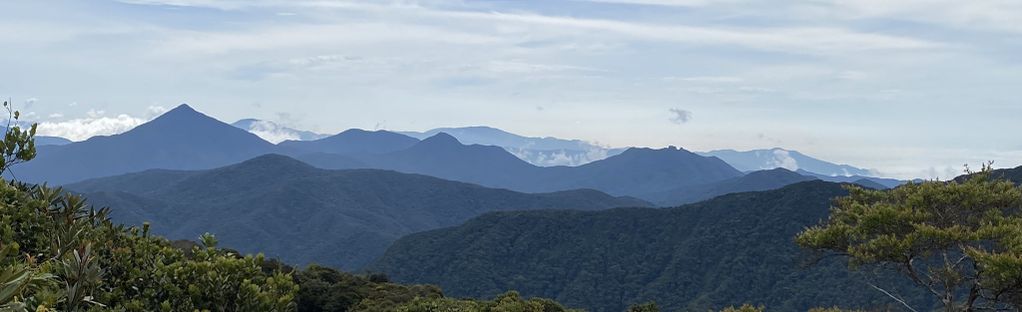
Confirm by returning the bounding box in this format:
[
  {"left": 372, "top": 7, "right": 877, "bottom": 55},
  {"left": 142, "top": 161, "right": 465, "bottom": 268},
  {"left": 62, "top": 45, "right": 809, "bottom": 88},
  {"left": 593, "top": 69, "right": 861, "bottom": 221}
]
[
  {"left": 12, "top": 104, "right": 277, "bottom": 185},
  {"left": 67, "top": 153, "right": 649, "bottom": 270},
  {"left": 370, "top": 181, "right": 930, "bottom": 311}
]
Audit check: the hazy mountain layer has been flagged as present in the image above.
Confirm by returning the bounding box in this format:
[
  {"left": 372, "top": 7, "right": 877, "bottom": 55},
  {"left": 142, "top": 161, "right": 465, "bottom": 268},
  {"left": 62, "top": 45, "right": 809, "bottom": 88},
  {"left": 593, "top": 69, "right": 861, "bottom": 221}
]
[
  {"left": 700, "top": 148, "right": 873, "bottom": 177},
  {"left": 400, "top": 126, "right": 621, "bottom": 166},
  {"left": 301, "top": 134, "right": 745, "bottom": 200},
  {"left": 68, "top": 154, "right": 648, "bottom": 270}
]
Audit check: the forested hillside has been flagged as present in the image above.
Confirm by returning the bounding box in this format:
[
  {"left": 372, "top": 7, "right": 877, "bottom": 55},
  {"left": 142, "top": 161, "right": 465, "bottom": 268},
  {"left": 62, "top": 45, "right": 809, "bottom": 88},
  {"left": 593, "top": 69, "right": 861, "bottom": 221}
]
[
  {"left": 67, "top": 154, "right": 648, "bottom": 270},
  {"left": 370, "top": 181, "right": 932, "bottom": 311}
]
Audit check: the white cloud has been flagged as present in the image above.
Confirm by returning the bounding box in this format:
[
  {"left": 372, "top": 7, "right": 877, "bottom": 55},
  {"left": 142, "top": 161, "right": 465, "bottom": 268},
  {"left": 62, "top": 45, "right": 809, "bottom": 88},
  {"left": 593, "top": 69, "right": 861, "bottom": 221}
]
[
  {"left": 146, "top": 105, "right": 169, "bottom": 118},
  {"left": 824, "top": 1, "right": 1022, "bottom": 34},
  {"left": 242, "top": 120, "right": 301, "bottom": 144},
  {"left": 668, "top": 108, "right": 692, "bottom": 124},
  {"left": 86, "top": 109, "right": 106, "bottom": 118},
  {"left": 769, "top": 149, "right": 799, "bottom": 171},
  {"left": 36, "top": 114, "right": 149, "bottom": 141}
]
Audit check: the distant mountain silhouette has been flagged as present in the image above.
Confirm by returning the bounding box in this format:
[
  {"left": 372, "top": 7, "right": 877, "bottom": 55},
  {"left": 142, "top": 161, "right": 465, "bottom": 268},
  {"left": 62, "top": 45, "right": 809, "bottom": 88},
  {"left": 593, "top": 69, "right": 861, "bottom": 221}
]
[
  {"left": 370, "top": 181, "right": 930, "bottom": 311},
  {"left": 547, "top": 146, "right": 742, "bottom": 196},
  {"left": 298, "top": 134, "right": 743, "bottom": 199},
  {"left": 12, "top": 105, "right": 747, "bottom": 200},
  {"left": 67, "top": 154, "right": 648, "bottom": 270},
  {"left": 279, "top": 129, "right": 419, "bottom": 156},
  {"left": 700, "top": 148, "right": 873, "bottom": 177},
  {"left": 35, "top": 136, "right": 73, "bottom": 146},
  {"left": 232, "top": 118, "right": 327, "bottom": 143},
  {"left": 362, "top": 133, "right": 543, "bottom": 190},
  {"left": 399, "top": 126, "right": 622, "bottom": 166},
  {"left": 642, "top": 168, "right": 817, "bottom": 206},
  {"left": 400, "top": 126, "right": 604, "bottom": 151},
  {"left": 851, "top": 178, "right": 889, "bottom": 189},
  {"left": 11, "top": 104, "right": 277, "bottom": 185},
  {"left": 796, "top": 170, "right": 904, "bottom": 188}
]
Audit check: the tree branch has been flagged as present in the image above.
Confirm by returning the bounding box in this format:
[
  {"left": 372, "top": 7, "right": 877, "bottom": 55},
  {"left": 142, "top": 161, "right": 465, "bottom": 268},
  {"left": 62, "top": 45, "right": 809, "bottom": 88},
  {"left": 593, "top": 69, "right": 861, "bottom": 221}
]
[{"left": 867, "top": 282, "right": 919, "bottom": 312}]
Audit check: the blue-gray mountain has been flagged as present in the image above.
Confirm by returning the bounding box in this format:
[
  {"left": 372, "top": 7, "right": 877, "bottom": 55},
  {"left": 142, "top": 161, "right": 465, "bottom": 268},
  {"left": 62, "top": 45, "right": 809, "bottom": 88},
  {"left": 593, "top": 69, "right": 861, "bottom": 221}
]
[
  {"left": 35, "top": 136, "right": 73, "bottom": 146},
  {"left": 399, "top": 126, "right": 623, "bottom": 167},
  {"left": 12, "top": 104, "right": 277, "bottom": 185},
  {"left": 15, "top": 104, "right": 892, "bottom": 206},
  {"left": 640, "top": 168, "right": 817, "bottom": 206},
  {"left": 299, "top": 133, "right": 749, "bottom": 202},
  {"left": 67, "top": 154, "right": 649, "bottom": 270},
  {"left": 796, "top": 169, "right": 904, "bottom": 189},
  {"left": 699, "top": 148, "right": 873, "bottom": 177},
  {"left": 279, "top": 128, "right": 419, "bottom": 156}
]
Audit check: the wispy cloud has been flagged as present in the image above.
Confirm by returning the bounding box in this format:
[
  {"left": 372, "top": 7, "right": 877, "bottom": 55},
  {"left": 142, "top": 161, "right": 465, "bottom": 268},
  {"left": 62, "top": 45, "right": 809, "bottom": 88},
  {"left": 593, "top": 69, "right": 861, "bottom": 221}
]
[
  {"left": 668, "top": 108, "right": 692, "bottom": 124},
  {"left": 31, "top": 106, "right": 167, "bottom": 141},
  {"left": 36, "top": 114, "right": 149, "bottom": 141}
]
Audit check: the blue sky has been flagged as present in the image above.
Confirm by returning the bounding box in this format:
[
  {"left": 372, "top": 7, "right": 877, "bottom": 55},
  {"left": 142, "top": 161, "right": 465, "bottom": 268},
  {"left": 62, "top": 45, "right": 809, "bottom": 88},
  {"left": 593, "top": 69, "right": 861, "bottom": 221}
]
[{"left": 1, "top": 0, "right": 1020, "bottom": 179}]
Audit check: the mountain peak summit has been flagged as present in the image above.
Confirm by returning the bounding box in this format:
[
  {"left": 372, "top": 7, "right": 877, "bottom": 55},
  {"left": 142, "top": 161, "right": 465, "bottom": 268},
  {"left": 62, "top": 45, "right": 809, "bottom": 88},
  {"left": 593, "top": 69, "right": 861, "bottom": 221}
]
[
  {"left": 421, "top": 132, "right": 462, "bottom": 146},
  {"left": 149, "top": 103, "right": 208, "bottom": 124},
  {"left": 164, "top": 103, "right": 198, "bottom": 115}
]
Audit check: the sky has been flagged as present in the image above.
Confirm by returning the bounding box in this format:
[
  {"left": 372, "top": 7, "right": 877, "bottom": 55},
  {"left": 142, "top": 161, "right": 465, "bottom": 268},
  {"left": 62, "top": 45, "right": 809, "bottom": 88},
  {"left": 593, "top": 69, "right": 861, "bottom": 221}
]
[{"left": 1, "top": 0, "right": 1020, "bottom": 179}]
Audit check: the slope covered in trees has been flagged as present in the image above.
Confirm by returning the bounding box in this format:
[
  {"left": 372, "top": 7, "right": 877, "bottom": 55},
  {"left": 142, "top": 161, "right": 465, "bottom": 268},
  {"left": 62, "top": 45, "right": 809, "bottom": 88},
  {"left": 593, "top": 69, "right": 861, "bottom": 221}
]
[
  {"left": 640, "top": 168, "right": 817, "bottom": 206},
  {"left": 370, "top": 181, "right": 932, "bottom": 311},
  {"left": 67, "top": 154, "right": 648, "bottom": 270}
]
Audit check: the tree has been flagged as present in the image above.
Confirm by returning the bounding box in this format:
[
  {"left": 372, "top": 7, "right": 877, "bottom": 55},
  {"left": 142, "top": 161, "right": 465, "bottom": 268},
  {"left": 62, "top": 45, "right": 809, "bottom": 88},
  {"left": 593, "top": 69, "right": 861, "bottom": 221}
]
[
  {"left": 720, "top": 304, "right": 765, "bottom": 312},
  {"left": 797, "top": 165, "right": 1022, "bottom": 311},
  {"left": 0, "top": 99, "right": 298, "bottom": 311},
  {"left": 375, "top": 291, "right": 581, "bottom": 312},
  {"left": 0, "top": 100, "right": 37, "bottom": 177},
  {"left": 626, "top": 302, "right": 660, "bottom": 312}
]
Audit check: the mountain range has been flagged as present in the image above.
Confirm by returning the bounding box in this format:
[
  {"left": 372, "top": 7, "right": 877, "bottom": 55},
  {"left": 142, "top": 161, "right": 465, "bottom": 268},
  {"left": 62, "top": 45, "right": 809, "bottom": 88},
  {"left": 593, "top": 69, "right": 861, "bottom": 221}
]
[
  {"left": 296, "top": 134, "right": 748, "bottom": 202},
  {"left": 699, "top": 148, "right": 874, "bottom": 177},
  {"left": 369, "top": 181, "right": 932, "bottom": 311},
  {"left": 399, "top": 126, "right": 623, "bottom": 167},
  {"left": 67, "top": 154, "right": 648, "bottom": 270},
  {"left": 12, "top": 104, "right": 903, "bottom": 207},
  {"left": 12, "top": 105, "right": 277, "bottom": 185},
  {"left": 796, "top": 169, "right": 905, "bottom": 189},
  {"left": 11, "top": 104, "right": 749, "bottom": 202}
]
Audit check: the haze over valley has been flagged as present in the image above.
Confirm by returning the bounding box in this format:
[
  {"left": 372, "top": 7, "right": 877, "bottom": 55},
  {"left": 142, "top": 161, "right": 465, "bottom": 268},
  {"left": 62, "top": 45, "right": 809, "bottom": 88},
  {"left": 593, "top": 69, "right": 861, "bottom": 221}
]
[{"left": 4, "top": 1, "right": 1022, "bottom": 311}]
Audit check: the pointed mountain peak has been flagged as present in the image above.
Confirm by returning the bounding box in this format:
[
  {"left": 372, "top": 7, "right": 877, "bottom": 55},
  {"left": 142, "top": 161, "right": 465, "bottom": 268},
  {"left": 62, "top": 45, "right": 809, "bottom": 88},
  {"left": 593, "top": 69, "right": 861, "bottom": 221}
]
[
  {"left": 161, "top": 103, "right": 200, "bottom": 117},
  {"left": 420, "top": 132, "right": 462, "bottom": 146},
  {"left": 172, "top": 103, "right": 196, "bottom": 112},
  {"left": 149, "top": 103, "right": 211, "bottom": 124}
]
